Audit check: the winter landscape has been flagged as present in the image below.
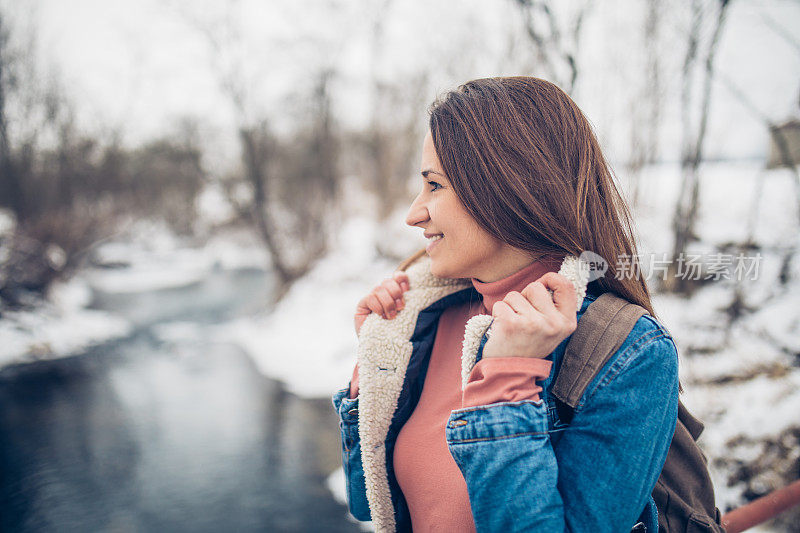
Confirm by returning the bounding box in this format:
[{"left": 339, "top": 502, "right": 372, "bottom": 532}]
[{"left": 1, "top": 0, "right": 799, "bottom": 531}]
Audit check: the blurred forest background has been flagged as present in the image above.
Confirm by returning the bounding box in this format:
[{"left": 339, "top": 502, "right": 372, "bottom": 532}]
[{"left": 1, "top": 0, "right": 799, "bottom": 531}]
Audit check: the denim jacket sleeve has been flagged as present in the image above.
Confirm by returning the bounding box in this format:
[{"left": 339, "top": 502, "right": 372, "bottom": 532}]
[
  {"left": 331, "top": 386, "right": 371, "bottom": 520},
  {"left": 445, "top": 319, "right": 680, "bottom": 532}
]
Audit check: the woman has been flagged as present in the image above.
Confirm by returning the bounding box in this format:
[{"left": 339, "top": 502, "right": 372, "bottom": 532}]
[{"left": 332, "top": 77, "right": 679, "bottom": 532}]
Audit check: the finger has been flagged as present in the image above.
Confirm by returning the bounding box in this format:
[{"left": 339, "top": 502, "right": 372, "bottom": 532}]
[
  {"left": 521, "top": 281, "right": 559, "bottom": 318},
  {"left": 355, "top": 294, "right": 374, "bottom": 316},
  {"left": 381, "top": 278, "right": 405, "bottom": 300},
  {"left": 365, "top": 293, "right": 384, "bottom": 316},
  {"left": 502, "top": 291, "right": 536, "bottom": 316},
  {"left": 355, "top": 299, "right": 369, "bottom": 315},
  {"left": 393, "top": 271, "right": 411, "bottom": 292},
  {"left": 537, "top": 272, "right": 578, "bottom": 316},
  {"left": 487, "top": 302, "right": 517, "bottom": 341},
  {"left": 354, "top": 314, "right": 366, "bottom": 335},
  {"left": 374, "top": 286, "right": 397, "bottom": 317},
  {"left": 490, "top": 300, "right": 517, "bottom": 320}
]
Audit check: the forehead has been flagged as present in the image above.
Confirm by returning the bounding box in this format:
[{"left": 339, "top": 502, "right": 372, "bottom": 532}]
[{"left": 420, "top": 132, "right": 444, "bottom": 171}]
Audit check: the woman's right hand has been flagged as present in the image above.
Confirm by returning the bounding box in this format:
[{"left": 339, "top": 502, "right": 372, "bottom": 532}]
[{"left": 354, "top": 271, "right": 411, "bottom": 335}]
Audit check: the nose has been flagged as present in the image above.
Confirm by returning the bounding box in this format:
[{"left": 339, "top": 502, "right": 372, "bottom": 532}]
[{"left": 405, "top": 191, "right": 429, "bottom": 228}]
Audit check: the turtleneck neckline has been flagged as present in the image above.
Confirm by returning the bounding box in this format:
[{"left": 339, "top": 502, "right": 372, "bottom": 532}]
[{"left": 471, "top": 255, "right": 564, "bottom": 314}]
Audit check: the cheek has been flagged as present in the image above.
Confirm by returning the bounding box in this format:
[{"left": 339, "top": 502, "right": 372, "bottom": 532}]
[
  {"left": 461, "top": 219, "right": 488, "bottom": 244},
  {"left": 466, "top": 224, "right": 503, "bottom": 257},
  {"left": 448, "top": 208, "right": 478, "bottom": 235}
]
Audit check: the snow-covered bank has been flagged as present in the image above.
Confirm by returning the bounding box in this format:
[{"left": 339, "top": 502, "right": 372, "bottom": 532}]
[
  {"left": 0, "top": 221, "right": 270, "bottom": 370},
  {"left": 84, "top": 221, "right": 269, "bottom": 294},
  {"left": 0, "top": 277, "right": 131, "bottom": 368}
]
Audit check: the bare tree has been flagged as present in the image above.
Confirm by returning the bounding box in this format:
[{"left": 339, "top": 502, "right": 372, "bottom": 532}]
[
  {"left": 511, "top": 0, "right": 592, "bottom": 95},
  {"left": 714, "top": 72, "right": 800, "bottom": 294},
  {"left": 667, "top": 0, "right": 732, "bottom": 292},
  {"left": 627, "top": 0, "right": 664, "bottom": 207},
  {"left": 178, "top": 1, "right": 343, "bottom": 293},
  {"left": 0, "top": 10, "right": 30, "bottom": 221},
  {"left": 360, "top": 0, "right": 429, "bottom": 225},
  {"left": 269, "top": 69, "right": 341, "bottom": 282},
  {"left": 362, "top": 78, "right": 429, "bottom": 224},
  {"left": 1, "top": 5, "right": 209, "bottom": 306}
]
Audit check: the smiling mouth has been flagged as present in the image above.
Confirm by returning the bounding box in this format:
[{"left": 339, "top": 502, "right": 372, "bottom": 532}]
[{"left": 426, "top": 234, "right": 443, "bottom": 253}]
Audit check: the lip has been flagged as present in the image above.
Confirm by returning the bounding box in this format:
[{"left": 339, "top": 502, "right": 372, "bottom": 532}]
[{"left": 426, "top": 235, "right": 443, "bottom": 253}]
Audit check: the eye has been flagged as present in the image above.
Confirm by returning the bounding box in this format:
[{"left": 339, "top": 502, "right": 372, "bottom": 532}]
[{"left": 427, "top": 180, "right": 443, "bottom": 192}]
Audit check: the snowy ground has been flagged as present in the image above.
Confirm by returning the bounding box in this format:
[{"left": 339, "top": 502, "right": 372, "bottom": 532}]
[{"left": 0, "top": 277, "right": 132, "bottom": 367}]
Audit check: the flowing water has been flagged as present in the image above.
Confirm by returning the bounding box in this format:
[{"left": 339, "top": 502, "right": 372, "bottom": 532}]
[{"left": 0, "top": 268, "right": 359, "bottom": 532}]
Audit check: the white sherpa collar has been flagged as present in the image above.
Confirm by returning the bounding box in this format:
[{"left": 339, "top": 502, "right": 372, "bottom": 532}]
[{"left": 356, "top": 254, "right": 588, "bottom": 532}]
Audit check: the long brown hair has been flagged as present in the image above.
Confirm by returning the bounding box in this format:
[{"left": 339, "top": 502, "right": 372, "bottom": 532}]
[{"left": 427, "top": 76, "right": 655, "bottom": 316}]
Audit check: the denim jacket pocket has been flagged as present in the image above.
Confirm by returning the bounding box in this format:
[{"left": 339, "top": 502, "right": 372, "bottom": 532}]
[
  {"left": 331, "top": 387, "right": 370, "bottom": 520},
  {"left": 446, "top": 399, "right": 549, "bottom": 444},
  {"left": 332, "top": 387, "right": 359, "bottom": 450}
]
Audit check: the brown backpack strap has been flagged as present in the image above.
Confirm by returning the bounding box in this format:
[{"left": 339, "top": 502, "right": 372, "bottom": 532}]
[
  {"left": 552, "top": 292, "right": 648, "bottom": 409},
  {"left": 654, "top": 401, "right": 723, "bottom": 532}
]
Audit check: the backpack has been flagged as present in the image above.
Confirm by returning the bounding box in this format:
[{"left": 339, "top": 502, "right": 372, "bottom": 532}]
[{"left": 553, "top": 292, "right": 726, "bottom": 533}]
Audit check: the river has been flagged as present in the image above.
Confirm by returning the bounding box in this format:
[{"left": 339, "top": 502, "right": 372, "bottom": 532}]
[{"left": 0, "top": 267, "right": 360, "bottom": 532}]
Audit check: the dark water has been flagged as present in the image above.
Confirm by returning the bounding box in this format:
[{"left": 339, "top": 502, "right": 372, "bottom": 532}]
[{"left": 0, "top": 268, "right": 359, "bottom": 532}]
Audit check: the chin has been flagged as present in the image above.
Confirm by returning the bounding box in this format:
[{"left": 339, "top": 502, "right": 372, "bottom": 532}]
[
  {"left": 429, "top": 260, "right": 449, "bottom": 279},
  {"left": 429, "top": 259, "right": 466, "bottom": 279}
]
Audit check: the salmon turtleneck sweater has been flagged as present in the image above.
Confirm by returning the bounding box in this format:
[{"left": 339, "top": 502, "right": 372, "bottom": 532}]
[{"left": 348, "top": 258, "right": 560, "bottom": 532}]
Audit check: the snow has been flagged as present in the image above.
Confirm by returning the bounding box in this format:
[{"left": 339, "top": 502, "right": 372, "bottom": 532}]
[
  {"left": 195, "top": 183, "right": 238, "bottom": 230},
  {"left": 0, "top": 277, "right": 132, "bottom": 367},
  {"left": 0, "top": 209, "right": 15, "bottom": 236},
  {"left": 84, "top": 220, "right": 269, "bottom": 294},
  {"left": 0, "top": 216, "right": 269, "bottom": 369}
]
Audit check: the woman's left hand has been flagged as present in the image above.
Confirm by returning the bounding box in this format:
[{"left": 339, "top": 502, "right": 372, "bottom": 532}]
[{"left": 481, "top": 272, "right": 578, "bottom": 359}]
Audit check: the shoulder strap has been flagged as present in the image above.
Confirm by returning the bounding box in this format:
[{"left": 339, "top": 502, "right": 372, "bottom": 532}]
[{"left": 552, "top": 292, "right": 648, "bottom": 411}]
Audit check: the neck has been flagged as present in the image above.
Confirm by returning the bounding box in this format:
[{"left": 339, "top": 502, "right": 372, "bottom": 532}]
[
  {"left": 471, "top": 258, "right": 558, "bottom": 313},
  {"left": 473, "top": 247, "right": 546, "bottom": 283}
]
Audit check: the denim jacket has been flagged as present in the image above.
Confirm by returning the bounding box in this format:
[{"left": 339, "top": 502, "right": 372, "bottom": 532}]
[{"left": 332, "top": 255, "right": 679, "bottom": 532}]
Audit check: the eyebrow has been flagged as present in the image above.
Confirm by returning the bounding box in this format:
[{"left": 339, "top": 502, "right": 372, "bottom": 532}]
[{"left": 421, "top": 169, "right": 444, "bottom": 178}]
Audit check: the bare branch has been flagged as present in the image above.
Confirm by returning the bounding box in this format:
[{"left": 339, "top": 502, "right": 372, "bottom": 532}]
[
  {"left": 759, "top": 9, "right": 800, "bottom": 56},
  {"left": 512, "top": 0, "right": 589, "bottom": 93},
  {"left": 669, "top": 0, "right": 734, "bottom": 292}
]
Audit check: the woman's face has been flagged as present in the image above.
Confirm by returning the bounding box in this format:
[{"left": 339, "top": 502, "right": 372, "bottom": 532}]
[{"left": 405, "top": 131, "right": 509, "bottom": 281}]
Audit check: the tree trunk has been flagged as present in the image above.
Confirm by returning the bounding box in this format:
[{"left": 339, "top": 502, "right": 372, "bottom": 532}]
[
  {"left": 668, "top": 0, "right": 732, "bottom": 292},
  {"left": 239, "top": 126, "right": 299, "bottom": 288},
  {"left": 0, "top": 14, "right": 27, "bottom": 221}
]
